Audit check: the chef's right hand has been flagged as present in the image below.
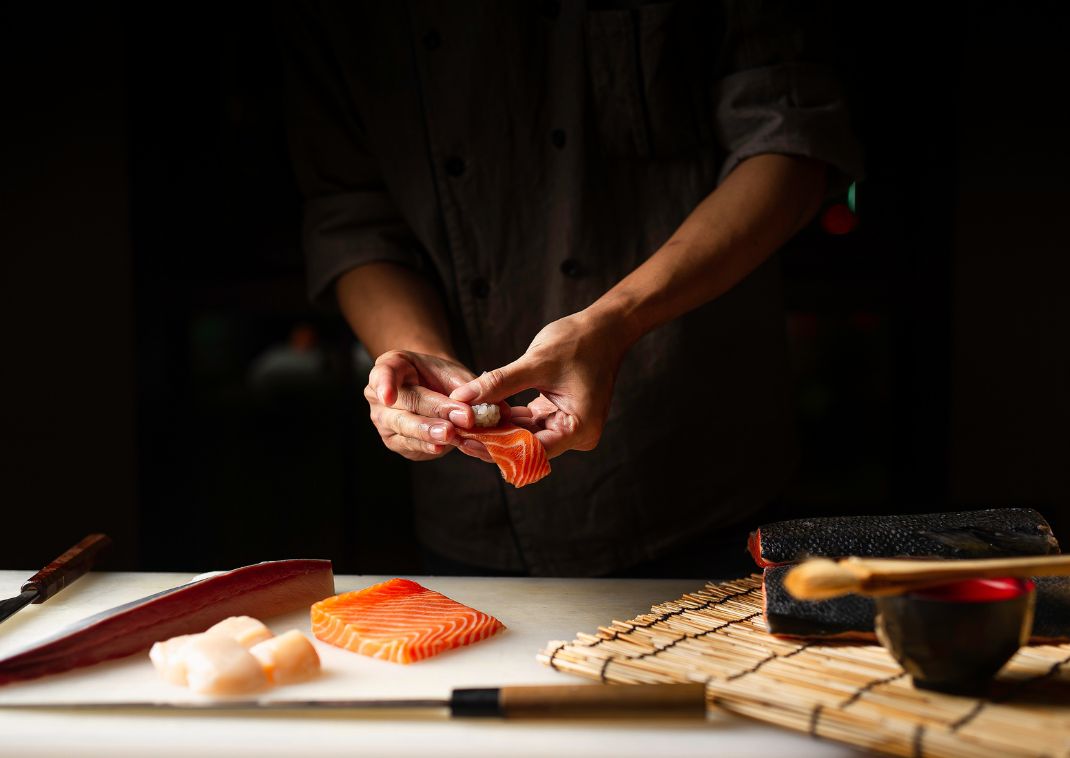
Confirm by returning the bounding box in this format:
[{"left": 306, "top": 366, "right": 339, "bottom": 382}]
[{"left": 365, "top": 350, "right": 493, "bottom": 462}]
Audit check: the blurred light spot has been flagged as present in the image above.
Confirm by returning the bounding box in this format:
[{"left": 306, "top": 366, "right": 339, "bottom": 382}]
[
  {"left": 787, "top": 311, "right": 819, "bottom": 340},
  {"left": 821, "top": 203, "right": 858, "bottom": 235},
  {"left": 849, "top": 311, "right": 882, "bottom": 333}
]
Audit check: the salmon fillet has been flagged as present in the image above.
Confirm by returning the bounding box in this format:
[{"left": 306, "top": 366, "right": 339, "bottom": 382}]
[
  {"left": 455, "top": 423, "right": 550, "bottom": 487},
  {"left": 310, "top": 579, "right": 505, "bottom": 664}
]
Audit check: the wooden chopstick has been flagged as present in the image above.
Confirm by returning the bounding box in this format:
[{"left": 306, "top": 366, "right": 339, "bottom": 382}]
[{"left": 783, "top": 553, "right": 1070, "bottom": 600}]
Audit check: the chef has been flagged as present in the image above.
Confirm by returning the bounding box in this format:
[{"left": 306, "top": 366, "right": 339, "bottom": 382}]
[{"left": 283, "top": 1, "right": 862, "bottom": 577}]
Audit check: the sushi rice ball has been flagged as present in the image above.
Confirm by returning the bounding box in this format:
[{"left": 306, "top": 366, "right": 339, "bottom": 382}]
[{"left": 472, "top": 403, "right": 500, "bottom": 428}]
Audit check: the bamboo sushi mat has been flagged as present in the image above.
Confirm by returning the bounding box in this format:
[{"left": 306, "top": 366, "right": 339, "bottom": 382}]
[{"left": 538, "top": 575, "right": 1070, "bottom": 757}]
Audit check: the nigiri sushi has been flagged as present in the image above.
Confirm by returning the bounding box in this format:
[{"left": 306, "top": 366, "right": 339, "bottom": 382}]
[{"left": 455, "top": 422, "right": 550, "bottom": 487}]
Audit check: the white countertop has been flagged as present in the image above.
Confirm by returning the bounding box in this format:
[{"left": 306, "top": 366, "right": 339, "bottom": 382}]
[{"left": 0, "top": 571, "right": 862, "bottom": 757}]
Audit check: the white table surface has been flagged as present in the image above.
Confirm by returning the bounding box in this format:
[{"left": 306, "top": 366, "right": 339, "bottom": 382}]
[{"left": 0, "top": 571, "right": 862, "bottom": 757}]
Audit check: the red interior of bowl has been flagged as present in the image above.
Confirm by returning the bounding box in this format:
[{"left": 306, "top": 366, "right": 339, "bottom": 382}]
[{"left": 913, "top": 577, "right": 1035, "bottom": 602}]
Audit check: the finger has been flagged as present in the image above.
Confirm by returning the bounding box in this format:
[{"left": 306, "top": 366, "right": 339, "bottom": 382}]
[
  {"left": 383, "top": 431, "right": 450, "bottom": 460},
  {"left": 507, "top": 405, "right": 533, "bottom": 418},
  {"left": 509, "top": 416, "right": 538, "bottom": 430},
  {"left": 528, "top": 394, "right": 559, "bottom": 422},
  {"left": 379, "top": 406, "right": 456, "bottom": 445},
  {"left": 394, "top": 385, "right": 474, "bottom": 428},
  {"left": 533, "top": 411, "right": 593, "bottom": 458},
  {"left": 449, "top": 356, "right": 537, "bottom": 404},
  {"left": 368, "top": 356, "right": 413, "bottom": 407},
  {"left": 541, "top": 408, "right": 579, "bottom": 435},
  {"left": 534, "top": 428, "right": 571, "bottom": 460},
  {"left": 455, "top": 438, "right": 493, "bottom": 463}
]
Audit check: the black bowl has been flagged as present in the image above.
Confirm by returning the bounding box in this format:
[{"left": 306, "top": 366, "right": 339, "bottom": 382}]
[{"left": 875, "top": 577, "right": 1035, "bottom": 696}]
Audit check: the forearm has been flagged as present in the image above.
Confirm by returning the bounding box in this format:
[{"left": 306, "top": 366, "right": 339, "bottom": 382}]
[
  {"left": 336, "top": 262, "right": 455, "bottom": 359},
  {"left": 587, "top": 154, "right": 827, "bottom": 344}
]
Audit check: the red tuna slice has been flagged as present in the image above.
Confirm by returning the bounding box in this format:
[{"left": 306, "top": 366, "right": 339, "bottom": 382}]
[
  {"left": 455, "top": 423, "right": 550, "bottom": 488},
  {"left": 0, "top": 559, "right": 334, "bottom": 686}
]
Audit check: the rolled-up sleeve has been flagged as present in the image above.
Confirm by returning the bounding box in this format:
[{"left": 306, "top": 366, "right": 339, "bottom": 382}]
[
  {"left": 281, "top": 2, "right": 425, "bottom": 307},
  {"left": 713, "top": 1, "right": 863, "bottom": 188}
]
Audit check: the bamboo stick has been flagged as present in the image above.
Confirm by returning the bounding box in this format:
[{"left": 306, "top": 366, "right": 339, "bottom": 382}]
[{"left": 784, "top": 554, "right": 1070, "bottom": 600}]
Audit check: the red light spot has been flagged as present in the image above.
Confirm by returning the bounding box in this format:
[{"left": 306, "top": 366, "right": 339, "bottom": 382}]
[
  {"left": 915, "top": 578, "right": 1034, "bottom": 603},
  {"left": 849, "top": 311, "right": 881, "bottom": 333},
  {"left": 787, "top": 312, "right": 818, "bottom": 339},
  {"left": 820, "top": 203, "right": 858, "bottom": 235},
  {"left": 289, "top": 325, "right": 318, "bottom": 352}
]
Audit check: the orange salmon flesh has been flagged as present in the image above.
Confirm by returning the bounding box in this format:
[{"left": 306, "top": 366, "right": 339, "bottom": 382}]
[
  {"left": 310, "top": 579, "right": 505, "bottom": 664},
  {"left": 455, "top": 423, "right": 550, "bottom": 487}
]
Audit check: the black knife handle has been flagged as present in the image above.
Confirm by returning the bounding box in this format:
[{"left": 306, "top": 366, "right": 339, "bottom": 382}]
[
  {"left": 449, "top": 688, "right": 503, "bottom": 717},
  {"left": 450, "top": 683, "right": 707, "bottom": 718},
  {"left": 21, "top": 534, "right": 112, "bottom": 602}
]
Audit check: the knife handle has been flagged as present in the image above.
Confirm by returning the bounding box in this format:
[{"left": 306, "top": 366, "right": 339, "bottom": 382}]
[
  {"left": 450, "top": 683, "right": 707, "bottom": 718},
  {"left": 21, "top": 533, "right": 112, "bottom": 602}
]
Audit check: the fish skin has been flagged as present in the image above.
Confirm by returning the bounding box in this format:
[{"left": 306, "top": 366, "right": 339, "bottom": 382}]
[
  {"left": 750, "top": 508, "right": 1059, "bottom": 568},
  {"left": 455, "top": 423, "right": 550, "bottom": 488},
  {"left": 763, "top": 566, "right": 877, "bottom": 639},
  {"left": 763, "top": 567, "right": 1070, "bottom": 642},
  {"left": 311, "top": 578, "right": 505, "bottom": 664}
]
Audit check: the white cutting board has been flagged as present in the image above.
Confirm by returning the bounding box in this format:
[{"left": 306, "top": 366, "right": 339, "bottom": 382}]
[
  {"left": 0, "top": 571, "right": 861, "bottom": 757},
  {"left": 0, "top": 571, "right": 700, "bottom": 703}
]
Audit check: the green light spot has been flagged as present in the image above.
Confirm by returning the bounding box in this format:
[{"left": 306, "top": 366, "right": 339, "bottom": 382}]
[{"left": 847, "top": 182, "right": 857, "bottom": 214}]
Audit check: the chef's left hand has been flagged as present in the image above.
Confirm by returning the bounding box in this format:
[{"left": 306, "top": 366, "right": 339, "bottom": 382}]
[{"left": 449, "top": 310, "right": 630, "bottom": 459}]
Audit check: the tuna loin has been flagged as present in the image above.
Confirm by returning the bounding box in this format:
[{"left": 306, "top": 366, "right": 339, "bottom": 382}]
[
  {"left": 0, "top": 559, "right": 334, "bottom": 686},
  {"left": 749, "top": 508, "right": 1059, "bottom": 568}
]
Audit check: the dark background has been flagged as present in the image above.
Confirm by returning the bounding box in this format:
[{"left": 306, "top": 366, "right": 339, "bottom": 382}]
[{"left": 2, "top": 3, "right": 1068, "bottom": 573}]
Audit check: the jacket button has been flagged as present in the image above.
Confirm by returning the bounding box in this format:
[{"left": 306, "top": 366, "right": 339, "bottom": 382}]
[
  {"left": 445, "top": 156, "right": 466, "bottom": 177},
  {"left": 422, "top": 30, "right": 441, "bottom": 50},
  {"left": 471, "top": 278, "right": 490, "bottom": 298},
  {"left": 550, "top": 129, "right": 566, "bottom": 149},
  {"left": 559, "top": 258, "right": 584, "bottom": 278}
]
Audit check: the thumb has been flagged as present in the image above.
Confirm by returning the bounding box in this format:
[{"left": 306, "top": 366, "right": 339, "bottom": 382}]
[{"left": 449, "top": 358, "right": 536, "bottom": 404}]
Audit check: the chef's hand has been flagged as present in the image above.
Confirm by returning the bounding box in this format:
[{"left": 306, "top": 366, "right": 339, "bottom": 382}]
[
  {"left": 366, "top": 350, "right": 493, "bottom": 462},
  {"left": 449, "top": 310, "right": 629, "bottom": 459}
]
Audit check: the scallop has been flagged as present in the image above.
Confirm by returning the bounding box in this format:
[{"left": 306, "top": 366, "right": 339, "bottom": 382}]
[{"left": 249, "top": 630, "right": 321, "bottom": 684}]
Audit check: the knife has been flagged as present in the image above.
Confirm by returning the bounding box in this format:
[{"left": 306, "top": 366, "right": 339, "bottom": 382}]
[
  {"left": 0, "top": 683, "right": 707, "bottom": 718},
  {"left": 0, "top": 534, "right": 112, "bottom": 626}
]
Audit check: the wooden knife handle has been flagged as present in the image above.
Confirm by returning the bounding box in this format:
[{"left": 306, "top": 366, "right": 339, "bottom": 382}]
[
  {"left": 21, "top": 534, "right": 112, "bottom": 602},
  {"left": 451, "top": 683, "right": 707, "bottom": 718}
]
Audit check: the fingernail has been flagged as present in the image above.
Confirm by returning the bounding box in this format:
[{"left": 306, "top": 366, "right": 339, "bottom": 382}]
[
  {"left": 463, "top": 440, "right": 484, "bottom": 453},
  {"left": 429, "top": 423, "right": 449, "bottom": 441},
  {"left": 448, "top": 409, "right": 468, "bottom": 427},
  {"left": 451, "top": 384, "right": 477, "bottom": 403}
]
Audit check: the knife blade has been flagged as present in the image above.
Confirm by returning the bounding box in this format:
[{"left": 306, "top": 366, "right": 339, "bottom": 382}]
[
  {"left": 0, "top": 534, "right": 112, "bottom": 626},
  {"left": 0, "top": 683, "right": 708, "bottom": 718}
]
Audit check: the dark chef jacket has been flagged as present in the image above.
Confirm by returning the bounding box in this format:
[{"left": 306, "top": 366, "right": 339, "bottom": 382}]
[{"left": 283, "top": 1, "right": 862, "bottom": 576}]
